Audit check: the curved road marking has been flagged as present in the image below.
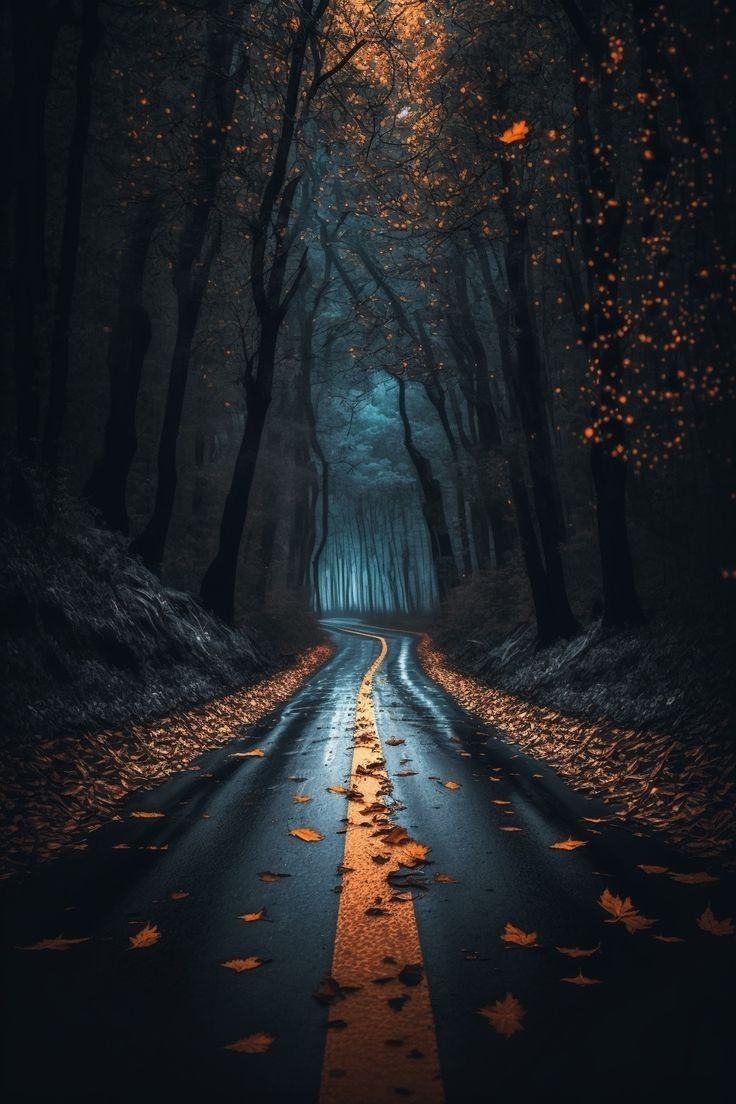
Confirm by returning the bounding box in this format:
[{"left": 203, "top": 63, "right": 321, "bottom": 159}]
[{"left": 320, "top": 628, "right": 443, "bottom": 1103}]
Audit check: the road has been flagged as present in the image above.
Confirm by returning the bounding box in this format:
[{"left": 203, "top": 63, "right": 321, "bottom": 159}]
[{"left": 2, "top": 622, "right": 734, "bottom": 1103}]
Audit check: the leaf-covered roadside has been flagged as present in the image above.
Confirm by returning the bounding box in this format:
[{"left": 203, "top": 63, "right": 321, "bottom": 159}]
[
  {"left": 0, "top": 643, "right": 333, "bottom": 879},
  {"left": 418, "top": 636, "right": 735, "bottom": 864}
]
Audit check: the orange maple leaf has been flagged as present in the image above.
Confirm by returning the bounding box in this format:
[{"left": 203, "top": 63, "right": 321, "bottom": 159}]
[
  {"left": 289, "top": 827, "right": 324, "bottom": 842},
  {"left": 224, "top": 1032, "right": 274, "bottom": 1054},
  {"left": 222, "top": 957, "right": 265, "bottom": 972},
  {"left": 696, "top": 906, "right": 734, "bottom": 936},
  {"left": 443, "top": 780, "right": 461, "bottom": 790},
  {"left": 501, "top": 922, "right": 539, "bottom": 947},
  {"left": 16, "top": 935, "right": 90, "bottom": 952},
  {"left": 129, "top": 922, "right": 160, "bottom": 949},
  {"left": 669, "top": 871, "right": 718, "bottom": 885},
  {"left": 478, "top": 993, "right": 525, "bottom": 1037},
  {"left": 292, "top": 794, "right": 311, "bottom": 804},
  {"left": 555, "top": 944, "right": 599, "bottom": 957},
  {"left": 239, "top": 908, "right": 266, "bottom": 923},
  {"left": 599, "top": 888, "right": 656, "bottom": 933},
  {"left": 130, "top": 810, "right": 165, "bottom": 819},
  {"left": 561, "top": 970, "right": 602, "bottom": 986},
  {"left": 550, "top": 838, "right": 587, "bottom": 851},
  {"left": 499, "top": 120, "right": 529, "bottom": 144}
]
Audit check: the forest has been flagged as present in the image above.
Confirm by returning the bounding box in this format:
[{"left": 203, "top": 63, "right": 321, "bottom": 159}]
[{"left": 1, "top": 2, "right": 734, "bottom": 1102}]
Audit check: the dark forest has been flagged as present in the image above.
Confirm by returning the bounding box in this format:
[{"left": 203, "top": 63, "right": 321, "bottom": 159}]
[{"left": 1, "top": 2, "right": 734, "bottom": 1101}]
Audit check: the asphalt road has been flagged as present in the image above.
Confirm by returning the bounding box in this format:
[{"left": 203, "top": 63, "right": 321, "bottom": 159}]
[{"left": 2, "top": 621, "right": 734, "bottom": 1103}]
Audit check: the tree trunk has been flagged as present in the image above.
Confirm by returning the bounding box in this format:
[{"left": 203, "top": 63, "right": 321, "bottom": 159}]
[
  {"left": 42, "top": 0, "right": 102, "bottom": 469},
  {"left": 85, "top": 196, "right": 158, "bottom": 532}
]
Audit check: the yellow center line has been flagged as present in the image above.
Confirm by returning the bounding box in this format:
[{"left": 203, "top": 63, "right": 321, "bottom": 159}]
[{"left": 320, "top": 628, "right": 443, "bottom": 1104}]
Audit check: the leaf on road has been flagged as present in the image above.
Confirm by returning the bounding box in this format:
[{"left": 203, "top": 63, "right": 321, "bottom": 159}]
[
  {"left": 383, "top": 826, "right": 409, "bottom": 845},
  {"left": 561, "top": 970, "right": 602, "bottom": 986},
  {"left": 313, "top": 975, "right": 360, "bottom": 1005},
  {"left": 16, "top": 935, "right": 90, "bottom": 952},
  {"left": 556, "top": 944, "right": 600, "bottom": 957},
  {"left": 550, "top": 838, "right": 587, "bottom": 851},
  {"left": 599, "top": 888, "right": 656, "bottom": 933},
  {"left": 292, "top": 794, "right": 312, "bottom": 804},
  {"left": 501, "top": 922, "right": 539, "bottom": 947},
  {"left": 478, "top": 993, "right": 525, "bottom": 1037},
  {"left": 222, "top": 957, "right": 265, "bottom": 972},
  {"left": 396, "top": 770, "right": 417, "bottom": 777},
  {"left": 434, "top": 872, "right": 458, "bottom": 884},
  {"left": 169, "top": 890, "right": 189, "bottom": 900},
  {"left": 696, "top": 906, "right": 734, "bottom": 936},
  {"left": 289, "top": 827, "right": 324, "bottom": 842},
  {"left": 499, "top": 826, "right": 523, "bottom": 832},
  {"left": 230, "top": 749, "right": 265, "bottom": 759},
  {"left": 654, "top": 935, "right": 685, "bottom": 943},
  {"left": 492, "top": 800, "right": 511, "bottom": 806},
  {"left": 327, "top": 786, "right": 348, "bottom": 794},
  {"left": 637, "top": 864, "right": 669, "bottom": 875},
  {"left": 225, "top": 1032, "right": 274, "bottom": 1054},
  {"left": 130, "top": 810, "right": 165, "bottom": 819},
  {"left": 258, "top": 871, "right": 289, "bottom": 882},
  {"left": 669, "top": 871, "right": 718, "bottom": 885},
  {"left": 385, "top": 738, "right": 405, "bottom": 746},
  {"left": 499, "top": 120, "right": 529, "bottom": 144},
  {"left": 239, "top": 908, "right": 266, "bottom": 923},
  {"left": 401, "top": 840, "right": 430, "bottom": 866},
  {"left": 129, "top": 923, "right": 160, "bottom": 949},
  {"left": 443, "top": 780, "right": 461, "bottom": 790}
]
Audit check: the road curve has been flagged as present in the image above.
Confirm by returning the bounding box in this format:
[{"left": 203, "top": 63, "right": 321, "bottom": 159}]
[{"left": 1, "top": 622, "right": 734, "bottom": 1103}]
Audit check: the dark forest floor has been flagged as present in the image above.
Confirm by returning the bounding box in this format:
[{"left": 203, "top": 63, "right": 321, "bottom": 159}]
[
  {"left": 421, "top": 611, "right": 735, "bottom": 866},
  {"left": 0, "top": 463, "right": 320, "bottom": 750}
]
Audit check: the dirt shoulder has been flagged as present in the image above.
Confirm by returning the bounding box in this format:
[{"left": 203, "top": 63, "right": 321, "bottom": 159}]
[
  {"left": 418, "top": 634, "right": 735, "bottom": 867},
  {"left": 0, "top": 643, "right": 333, "bottom": 879}
]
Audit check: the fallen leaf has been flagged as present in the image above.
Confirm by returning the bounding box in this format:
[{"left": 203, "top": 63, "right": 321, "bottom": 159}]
[
  {"left": 400, "top": 840, "right": 430, "bottom": 866},
  {"left": 130, "top": 810, "right": 165, "bottom": 819},
  {"left": 550, "top": 838, "right": 587, "bottom": 851},
  {"left": 669, "top": 871, "right": 718, "bottom": 885},
  {"left": 599, "top": 888, "right": 656, "bottom": 934},
  {"left": 327, "top": 786, "right": 348, "bottom": 795},
  {"left": 434, "top": 872, "right": 458, "bottom": 884},
  {"left": 696, "top": 906, "right": 735, "bottom": 936},
  {"left": 239, "top": 909, "right": 266, "bottom": 923},
  {"left": 258, "top": 871, "right": 289, "bottom": 882},
  {"left": 224, "top": 1032, "right": 274, "bottom": 1054},
  {"left": 443, "top": 781, "right": 461, "bottom": 790},
  {"left": 561, "top": 970, "right": 602, "bottom": 986},
  {"left": 654, "top": 935, "right": 685, "bottom": 943},
  {"left": 398, "top": 963, "right": 423, "bottom": 986},
  {"left": 15, "top": 935, "right": 90, "bottom": 952},
  {"left": 637, "top": 864, "right": 669, "bottom": 875},
  {"left": 289, "top": 827, "right": 324, "bottom": 842},
  {"left": 169, "top": 890, "right": 189, "bottom": 901},
  {"left": 292, "top": 794, "right": 312, "bottom": 804},
  {"left": 222, "top": 957, "right": 265, "bottom": 972},
  {"left": 499, "top": 120, "right": 529, "bottom": 144},
  {"left": 478, "top": 993, "right": 525, "bottom": 1037},
  {"left": 501, "top": 922, "right": 539, "bottom": 947},
  {"left": 492, "top": 800, "right": 511, "bottom": 806},
  {"left": 129, "top": 923, "right": 160, "bottom": 949},
  {"left": 230, "top": 749, "right": 265, "bottom": 759},
  {"left": 555, "top": 945, "right": 600, "bottom": 957},
  {"left": 499, "top": 826, "right": 523, "bottom": 832},
  {"left": 396, "top": 770, "right": 417, "bottom": 777},
  {"left": 385, "top": 739, "right": 405, "bottom": 746}
]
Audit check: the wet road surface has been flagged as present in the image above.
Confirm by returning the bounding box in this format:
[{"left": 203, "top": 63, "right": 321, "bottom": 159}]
[{"left": 2, "top": 621, "right": 735, "bottom": 1102}]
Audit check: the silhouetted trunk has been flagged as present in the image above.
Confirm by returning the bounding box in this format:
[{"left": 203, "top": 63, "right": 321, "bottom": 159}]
[
  {"left": 132, "top": 3, "right": 246, "bottom": 571},
  {"left": 200, "top": 328, "right": 277, "bottom": 620},
  {"left": 42, "top": 0, "right": 102, "bottom": 469},
  {"left": 563, "top": 0, "right": 644, "bottom": 627},
  {"left": 397, "top": 377, "right": 459, "bottom": 600},
  {"left": 499, "top": 198, "right": 578, "bottom": 641},
  {"left": 85, "top": 196, "right": 159, "bottom": 532},
  {"left": 7, "top": 3, "right": 64, "bottom": 458}
]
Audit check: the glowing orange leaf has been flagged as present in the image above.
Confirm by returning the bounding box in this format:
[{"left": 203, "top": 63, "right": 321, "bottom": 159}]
[
  {"left": 696, "top": 907, "right": 734, "bottom": 936},
  {"left": 550, "top": 838, "right": 587, "bottom": 851},
  {"left": 561, "top": 970, "right": 602, "bottom": 986},
  {"left": 599, "top": 888, "right": 656, "bottom": 933},
  {"left": 499, "top": 120, "right": 529, "bottom": 144},
  {"left": 222, "top": 957, "right": 265, "bottom": 972},
  {"left": 501, "top": 922, "right": 538, "bottom": 947},
  {"left": 289, "top": 827, "right": 324, "bottom": 842},
  {"left": 129, "top": 923, "right": 160, "bottom": 949},
  {"left": 16, "top": 935, "right": 90, "bottom": 952},
  {"left": 479, "top": 993, "right": 525, "bottom": 1037}
]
